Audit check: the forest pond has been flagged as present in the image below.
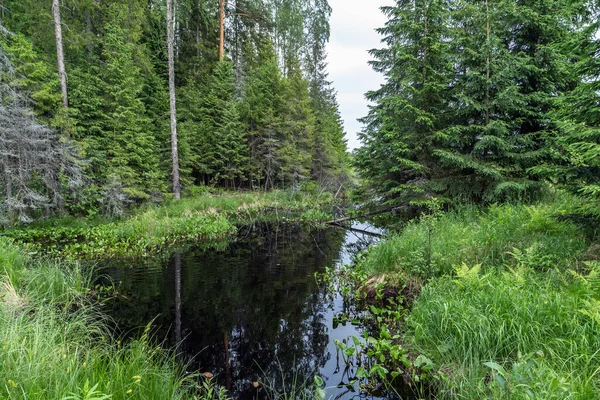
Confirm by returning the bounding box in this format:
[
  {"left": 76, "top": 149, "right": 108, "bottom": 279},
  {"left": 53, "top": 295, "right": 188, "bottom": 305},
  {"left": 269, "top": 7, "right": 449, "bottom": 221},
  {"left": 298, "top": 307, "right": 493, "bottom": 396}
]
[{"left": 95, "top": 222, "right": 396, "bottom": 399}]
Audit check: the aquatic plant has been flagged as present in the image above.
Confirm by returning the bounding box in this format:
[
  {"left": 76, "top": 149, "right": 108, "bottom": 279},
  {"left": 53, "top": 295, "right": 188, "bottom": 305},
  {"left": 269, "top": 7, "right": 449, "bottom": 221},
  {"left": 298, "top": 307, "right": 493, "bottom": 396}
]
[{"left": 3, "top": 190, "right": 341, "bottom": 259}]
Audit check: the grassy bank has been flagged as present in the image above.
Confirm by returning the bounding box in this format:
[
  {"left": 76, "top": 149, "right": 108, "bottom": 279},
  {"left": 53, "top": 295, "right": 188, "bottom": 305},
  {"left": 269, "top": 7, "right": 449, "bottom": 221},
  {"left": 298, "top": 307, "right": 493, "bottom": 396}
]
[
  {"left": 342, "top": 194, "right": 600, "bottom": 398},
  {"left": 0, "top": 238, "right": 226, "bottom": 399},
  {"left": 3, "top": 190, "right": 337, "bottom": 259}
]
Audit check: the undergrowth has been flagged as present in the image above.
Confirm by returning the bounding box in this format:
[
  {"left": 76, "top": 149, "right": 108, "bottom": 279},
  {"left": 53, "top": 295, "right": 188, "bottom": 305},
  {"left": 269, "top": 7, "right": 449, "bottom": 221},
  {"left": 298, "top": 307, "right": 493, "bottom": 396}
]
[
  {"left": 359, "top": 194, "right": 588, "bottom": 279},
  {"left": 408, "top": 263, "right": 600, "bottom": 399},
  {"left": 329, "top": 193, "right": 600, "bottom": 399}
]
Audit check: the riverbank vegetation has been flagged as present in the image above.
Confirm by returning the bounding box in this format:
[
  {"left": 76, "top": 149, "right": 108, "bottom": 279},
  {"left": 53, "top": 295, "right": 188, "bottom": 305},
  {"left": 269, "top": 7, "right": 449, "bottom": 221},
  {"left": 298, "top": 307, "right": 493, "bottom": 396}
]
[
  {"left": 341, "top": 1, "right": 600, "bottom": 396},
  {"left": 330, "top": 193, "right": 600, "bottom": 399},
  {"left": 0, "top": 238, "right": 228, "bottom": 400},
  {"left": 2, "top": 190, "right": 340, "bottom": 259}
]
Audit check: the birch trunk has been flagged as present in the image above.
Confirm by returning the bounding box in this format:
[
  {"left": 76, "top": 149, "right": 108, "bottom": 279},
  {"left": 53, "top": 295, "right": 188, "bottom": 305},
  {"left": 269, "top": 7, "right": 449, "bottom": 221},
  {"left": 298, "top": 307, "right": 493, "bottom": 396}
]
[
  {"left": 52, "top": 0, "right": 68, "bottom": 107},
  {"left": 167, "top": 0, "right": 181, "bottom": 200}
]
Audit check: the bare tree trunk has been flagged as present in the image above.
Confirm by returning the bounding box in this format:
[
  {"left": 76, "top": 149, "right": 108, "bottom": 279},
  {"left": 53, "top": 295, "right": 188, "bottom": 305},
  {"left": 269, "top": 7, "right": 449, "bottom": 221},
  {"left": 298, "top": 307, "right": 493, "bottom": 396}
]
[
  {"left": 219, "top": 0, "right": 225, "bottom": 61},
  {"left": 485, "top": 0, "right": 490, "bottom": 127},
  {"left": 167, "top": 0, "right": 181, "bottom": 200},
  {"left": 52, "top": 0, "right": 68, "bottom": 107}
]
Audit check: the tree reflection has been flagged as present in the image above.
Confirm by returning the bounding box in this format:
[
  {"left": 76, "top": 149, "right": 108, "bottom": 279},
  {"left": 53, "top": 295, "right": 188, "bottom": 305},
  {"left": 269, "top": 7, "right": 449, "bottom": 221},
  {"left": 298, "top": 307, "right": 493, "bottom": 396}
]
[{"left": 99, "top": 222, "right": 346, "bottom": 399}]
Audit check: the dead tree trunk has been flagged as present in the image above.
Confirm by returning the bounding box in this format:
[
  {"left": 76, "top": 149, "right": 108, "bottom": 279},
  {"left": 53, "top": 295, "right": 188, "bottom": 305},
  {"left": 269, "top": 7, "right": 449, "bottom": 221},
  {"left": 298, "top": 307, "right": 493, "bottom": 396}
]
[
  {"left": 52, "top": 0, "right": 68, "bottom": 107},
  {"left": 167, "top": 0, "right": 181, "bottom": 200}
]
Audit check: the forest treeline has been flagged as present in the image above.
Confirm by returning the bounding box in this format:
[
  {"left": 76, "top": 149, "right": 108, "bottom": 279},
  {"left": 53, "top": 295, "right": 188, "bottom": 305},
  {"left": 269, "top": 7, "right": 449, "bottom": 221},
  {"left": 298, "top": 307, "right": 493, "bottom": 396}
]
[
  {"left": 0, "top": 0, "right": 348, "bottom": 221},
  {"left": 356, "top": 0, "right": 600, "bottom": 218}
]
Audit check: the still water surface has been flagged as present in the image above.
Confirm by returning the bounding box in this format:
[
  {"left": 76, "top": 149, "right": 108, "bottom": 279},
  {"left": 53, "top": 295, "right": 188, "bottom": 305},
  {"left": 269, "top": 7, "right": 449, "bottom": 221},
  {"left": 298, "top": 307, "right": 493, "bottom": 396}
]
[{"left": 97, "top": 222, "right": 397, "bottom": 399}]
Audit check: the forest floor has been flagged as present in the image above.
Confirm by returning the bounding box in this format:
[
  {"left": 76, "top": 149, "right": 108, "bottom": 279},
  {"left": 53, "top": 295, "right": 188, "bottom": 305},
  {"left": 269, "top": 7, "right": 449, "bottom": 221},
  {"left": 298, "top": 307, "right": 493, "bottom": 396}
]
[
  {"left": 334, "top": 191, "right": 600, "bottom": 399},
  {"left": 2, "top": 189, "right": 340, "bottom": 259}
]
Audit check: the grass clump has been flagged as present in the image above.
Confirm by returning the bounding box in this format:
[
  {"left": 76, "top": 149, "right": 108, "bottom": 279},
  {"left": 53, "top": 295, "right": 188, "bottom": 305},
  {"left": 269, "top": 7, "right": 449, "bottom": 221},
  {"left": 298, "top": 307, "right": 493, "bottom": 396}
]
[
  {"left": 407, "top": 264, "right": 600, "bottom": 399},
  {"left": 0, "top": 238, "right": 224, "bottom": 399},
  {"left": 360, "top": 194, "right": 587, "bottom": 279}
]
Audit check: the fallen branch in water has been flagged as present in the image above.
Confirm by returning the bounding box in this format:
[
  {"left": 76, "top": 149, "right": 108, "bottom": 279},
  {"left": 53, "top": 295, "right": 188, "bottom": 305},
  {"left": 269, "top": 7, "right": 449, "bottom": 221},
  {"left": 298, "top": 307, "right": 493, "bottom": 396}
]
[{"left": 325, "top": 207, "right": 395, "bottom": 226}]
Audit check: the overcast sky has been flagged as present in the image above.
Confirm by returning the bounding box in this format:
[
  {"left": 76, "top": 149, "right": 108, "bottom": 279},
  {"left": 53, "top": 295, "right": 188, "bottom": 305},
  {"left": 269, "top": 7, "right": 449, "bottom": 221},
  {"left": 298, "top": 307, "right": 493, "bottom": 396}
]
[{"left": 326, "top": 0, "right": 394, "bottom": 151}]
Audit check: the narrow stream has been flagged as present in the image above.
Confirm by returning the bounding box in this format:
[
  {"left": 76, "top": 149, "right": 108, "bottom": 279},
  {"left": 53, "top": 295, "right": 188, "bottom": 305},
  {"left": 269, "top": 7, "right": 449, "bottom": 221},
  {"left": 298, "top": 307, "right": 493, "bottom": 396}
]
[{"left": 96, "top": 222, "right": 397, "bottom": 399}]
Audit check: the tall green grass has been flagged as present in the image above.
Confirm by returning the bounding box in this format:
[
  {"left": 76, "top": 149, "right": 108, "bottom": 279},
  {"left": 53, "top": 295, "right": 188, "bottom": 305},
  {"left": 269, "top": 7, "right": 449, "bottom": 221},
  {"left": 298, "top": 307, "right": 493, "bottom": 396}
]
[
  {"left": 0, "top": 238, "right": 223, "bottom": 399},
  {"left": 407, "top": 265, "right": 600, "bottom": 399},
  {"left": 360, "top": 194, "right": 588, "bottom": 279}
]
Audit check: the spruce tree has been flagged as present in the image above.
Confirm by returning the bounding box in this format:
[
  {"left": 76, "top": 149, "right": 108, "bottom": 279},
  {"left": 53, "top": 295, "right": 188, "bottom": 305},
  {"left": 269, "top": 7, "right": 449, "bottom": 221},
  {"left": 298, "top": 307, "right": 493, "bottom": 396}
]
[{"left": 355, "top": 0, "right": 454, "bottom": 205}]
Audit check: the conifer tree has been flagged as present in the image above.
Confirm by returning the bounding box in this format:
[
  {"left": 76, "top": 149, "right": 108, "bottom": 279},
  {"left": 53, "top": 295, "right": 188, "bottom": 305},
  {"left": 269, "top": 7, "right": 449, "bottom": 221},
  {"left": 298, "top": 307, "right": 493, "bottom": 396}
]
[
  {"left": 531, "top": 7, "right": 600, "bottom": 216},
  {"left": 167, "top": 0, "right": 181, "bottom": 200},
  {"left": 240, "top": 41, "right": 284, "bottom": 189},
  {"left": 355, "top": 0, "right": 454, "bottom": 205}
]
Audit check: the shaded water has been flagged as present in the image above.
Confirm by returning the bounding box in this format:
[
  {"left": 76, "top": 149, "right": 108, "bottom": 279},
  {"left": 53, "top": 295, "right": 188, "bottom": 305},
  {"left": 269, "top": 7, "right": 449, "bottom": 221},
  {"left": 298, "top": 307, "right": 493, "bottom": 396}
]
[{"left": 97, "top": 222, "right": 399, "bottom": 399}]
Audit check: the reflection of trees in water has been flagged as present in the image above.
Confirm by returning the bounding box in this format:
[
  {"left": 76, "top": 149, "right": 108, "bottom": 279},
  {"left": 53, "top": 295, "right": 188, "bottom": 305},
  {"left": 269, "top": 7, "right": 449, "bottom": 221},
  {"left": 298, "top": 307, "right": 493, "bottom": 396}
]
[{"left": 99, "top": 222, "right": 346, "bottom": 399}]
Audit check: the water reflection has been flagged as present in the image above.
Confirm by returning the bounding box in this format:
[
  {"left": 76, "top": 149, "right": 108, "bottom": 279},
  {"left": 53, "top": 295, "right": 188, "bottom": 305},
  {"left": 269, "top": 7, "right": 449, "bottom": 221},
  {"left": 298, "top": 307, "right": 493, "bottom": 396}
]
[{"left": 98, "top": 222, "right": 389, "bottom": 399}]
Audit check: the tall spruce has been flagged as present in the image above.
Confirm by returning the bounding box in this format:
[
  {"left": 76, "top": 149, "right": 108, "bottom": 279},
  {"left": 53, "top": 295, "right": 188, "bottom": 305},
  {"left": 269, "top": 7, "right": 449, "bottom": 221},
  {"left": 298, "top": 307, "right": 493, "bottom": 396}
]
[
  {"left": 531, "top": 3, "right": 600, "bottom": 217},
  {"left": 355, "top": 0, "right": 454, "bottom": 205},
  {"left": 356, "top": 0, "right": 587, "bottom": 206}
]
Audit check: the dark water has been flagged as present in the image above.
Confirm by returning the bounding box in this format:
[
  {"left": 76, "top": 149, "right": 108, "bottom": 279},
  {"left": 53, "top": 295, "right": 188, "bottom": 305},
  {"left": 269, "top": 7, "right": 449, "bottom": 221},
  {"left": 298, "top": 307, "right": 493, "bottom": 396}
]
[{"left": 96, "top": 222, "right": 397, "bottom": 399}]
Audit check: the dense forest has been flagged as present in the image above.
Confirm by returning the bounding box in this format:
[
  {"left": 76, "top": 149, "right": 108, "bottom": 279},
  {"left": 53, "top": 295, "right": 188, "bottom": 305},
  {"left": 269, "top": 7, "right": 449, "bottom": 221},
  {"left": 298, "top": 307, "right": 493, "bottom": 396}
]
[
  {"left": 355, "top": 0, "right": 600, "bottom": 218},
  {"left": 0, "top": 0, "right": 348, "bottom": 222}
]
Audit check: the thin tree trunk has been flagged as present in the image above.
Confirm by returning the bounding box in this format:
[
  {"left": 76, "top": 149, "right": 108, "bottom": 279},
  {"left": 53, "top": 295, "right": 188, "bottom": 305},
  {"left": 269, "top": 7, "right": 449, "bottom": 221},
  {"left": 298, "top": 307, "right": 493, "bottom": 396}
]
[
  {"left": 219, "top": 0, "right": 225, "bottom": 61},
  {"left": 485, "top": 0, "right": 490, "bottom": 127},
  {"left": 167, "top": 0, "right": 181, "bottom": 200},
  {"left": 52, "top": 0, "right": 68, "bottom": 107}
]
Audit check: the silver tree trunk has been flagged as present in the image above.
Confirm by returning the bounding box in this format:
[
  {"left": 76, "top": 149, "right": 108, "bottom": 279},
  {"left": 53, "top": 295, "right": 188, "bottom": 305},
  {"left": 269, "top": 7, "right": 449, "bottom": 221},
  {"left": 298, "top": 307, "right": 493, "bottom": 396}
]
[
  {"left": 52, "top": 0, "right": 68, "bottom": 107},
  {"left": 167, "top": 0, "right": 181, "bottom": 200}
]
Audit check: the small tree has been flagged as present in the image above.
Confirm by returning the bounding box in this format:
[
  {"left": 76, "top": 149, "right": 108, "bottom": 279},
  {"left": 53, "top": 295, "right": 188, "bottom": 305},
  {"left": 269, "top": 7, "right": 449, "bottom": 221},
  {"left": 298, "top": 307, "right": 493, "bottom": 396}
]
[{"left": 0, "top": 44, "right": 82, "bottom": 224}]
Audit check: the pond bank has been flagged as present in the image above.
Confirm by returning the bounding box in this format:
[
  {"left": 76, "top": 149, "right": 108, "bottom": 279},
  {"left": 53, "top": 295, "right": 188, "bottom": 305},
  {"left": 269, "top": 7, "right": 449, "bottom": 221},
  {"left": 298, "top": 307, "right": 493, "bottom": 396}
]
[
  {"left": 0, "top": 238, "right": 218, "bottom": 400},
  {"left": 3, "top": 190, "right": 340, "bottom": 259},
  {"left": 332, "top": 193, "right": 600, "bottom": 398}
]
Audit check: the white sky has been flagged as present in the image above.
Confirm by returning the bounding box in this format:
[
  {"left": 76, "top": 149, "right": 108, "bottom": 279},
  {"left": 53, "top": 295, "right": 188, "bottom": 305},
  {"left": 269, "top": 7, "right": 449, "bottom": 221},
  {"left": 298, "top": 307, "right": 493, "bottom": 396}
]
[{"left": 326, "top": 0, "right": 394, "bottom": 151}]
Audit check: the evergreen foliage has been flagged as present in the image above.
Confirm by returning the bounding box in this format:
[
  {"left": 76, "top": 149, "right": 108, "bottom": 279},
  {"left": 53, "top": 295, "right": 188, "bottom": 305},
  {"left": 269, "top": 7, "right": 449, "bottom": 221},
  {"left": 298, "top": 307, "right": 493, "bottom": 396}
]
[
  {"left": 356, "top": 0, "right": 597, "bottom": 207},
  {"left": 0, "top": 0, "right": 347, "bottom": 219}
]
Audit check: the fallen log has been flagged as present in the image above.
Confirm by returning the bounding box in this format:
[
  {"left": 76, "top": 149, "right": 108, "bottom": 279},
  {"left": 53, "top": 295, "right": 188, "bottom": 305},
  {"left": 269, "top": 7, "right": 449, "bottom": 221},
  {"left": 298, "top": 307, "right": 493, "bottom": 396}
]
[
  {"left": 330, "top": 223, "right": 385, "bottom": 238},
  {"left": 325, "top": 206, "right": 395, "bottom": 226}
]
